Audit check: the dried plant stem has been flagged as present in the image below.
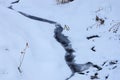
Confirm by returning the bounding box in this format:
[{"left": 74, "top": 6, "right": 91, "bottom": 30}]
[
  {"left": 18, "top": 43, "right": 29, "bottom": 73},
  {"left": 64, "top": 25, "right": 70, "bottom": 31},
  {"left": 109, "top": 22, "right": 120, "bottom": 33}
]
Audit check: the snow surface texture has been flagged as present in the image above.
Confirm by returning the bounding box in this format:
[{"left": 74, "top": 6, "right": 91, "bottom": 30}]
[{"left": 0, "top": 0, "right": 120, "bottom": 80}]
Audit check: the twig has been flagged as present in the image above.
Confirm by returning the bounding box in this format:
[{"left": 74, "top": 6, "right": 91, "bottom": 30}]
[
  {"left": 87, "top": 35, "right": 100, "bottom": 40},
  {"left": 102, "top": 60, "right": 108, "bottom": 66},
  {"left": 11, "top": 0, "right": 20, "bottom": 4},
  {"left": 18, "top": 43, "right": 29, "bottom": 73},
  {"left": 112, "top": 66, "right": 117, "bottom": 69}
]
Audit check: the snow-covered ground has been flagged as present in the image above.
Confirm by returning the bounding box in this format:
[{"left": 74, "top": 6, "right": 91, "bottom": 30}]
[{"left": 0, "top": 0, "right": 120, "bottom": 80}]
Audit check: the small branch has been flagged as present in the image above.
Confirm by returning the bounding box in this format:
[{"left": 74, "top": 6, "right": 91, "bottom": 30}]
[
  {"left": 112, "top": 66, "right": 117, "bottom": 69},
  {"left": 11, "top": 0, "right": 20, "bottom": 4},
  {"left": 18, "top": 42, "right": 29, "bottom": 73},
  {"left": 87, "top": 35, "right": 100, "bottom": 40},
  {"left": 102, "top": 60, "right": 108, "bottom": 66}
]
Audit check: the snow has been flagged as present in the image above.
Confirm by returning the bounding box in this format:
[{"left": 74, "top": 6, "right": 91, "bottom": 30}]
[{"left": 0, "top": 0, "right": 120, "bottom": 80}]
